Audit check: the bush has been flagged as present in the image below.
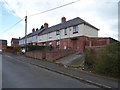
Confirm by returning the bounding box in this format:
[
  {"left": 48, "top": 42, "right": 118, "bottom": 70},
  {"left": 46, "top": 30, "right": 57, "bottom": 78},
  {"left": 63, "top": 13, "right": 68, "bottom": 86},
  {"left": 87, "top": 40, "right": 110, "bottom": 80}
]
[
  {"left": 84, "top": 48, "right": 96, "bottom": 69},
  {"left": 26, "top": 45, "right": 53, "bottom": 52},
  {"left": 6, "top": 46, "right": 21, "bottom": 54},
  {"left": 7, "top": 46, "right": 14, "bottom": 49},
  {"left": 84, "top": 42, "right": 120, "bottom": 77},
  {"left": 13, "top": 47, "right": 21, "bottom": 54}
]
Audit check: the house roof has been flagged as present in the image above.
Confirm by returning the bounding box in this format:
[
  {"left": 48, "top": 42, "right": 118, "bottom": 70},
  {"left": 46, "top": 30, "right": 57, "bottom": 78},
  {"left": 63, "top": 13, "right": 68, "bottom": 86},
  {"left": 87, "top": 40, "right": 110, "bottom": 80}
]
[
  {"left": 28, "top": 29, "right": 44, "bottom": 37},
  {"left": 20, "top": 28, "right": 44, "bottom": 40},
  {"left": 0, "top": 40, "right": 7, "bottom": 44},
  {"left": 39, "top": 17, "right": 99, "bottom": 35},
  {"left": 20, "top": 17, "right": 99, "bottom": 39}
]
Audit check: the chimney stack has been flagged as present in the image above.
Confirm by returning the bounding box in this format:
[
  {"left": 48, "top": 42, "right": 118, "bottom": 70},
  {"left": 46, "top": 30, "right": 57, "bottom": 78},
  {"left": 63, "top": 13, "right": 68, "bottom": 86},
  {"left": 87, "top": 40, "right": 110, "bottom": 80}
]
[
  {"left": 36, "top": 28, "right": 38, "bottom": 31},
  {"left": 44, "top": 23, "right": 48, "bottom": 29},
  {"left": 61, "top": 17, "right": 66, "bottom": 23},
  {"left": 32, "top": 28, "right": 35, "bottom": 32}
]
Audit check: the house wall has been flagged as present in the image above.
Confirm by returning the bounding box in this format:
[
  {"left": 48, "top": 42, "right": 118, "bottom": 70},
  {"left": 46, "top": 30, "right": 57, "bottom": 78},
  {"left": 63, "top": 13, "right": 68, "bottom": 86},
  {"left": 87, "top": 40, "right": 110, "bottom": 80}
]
[
  {"left": 37, "top": 24, "right": 98, "bottom": 43},
  {"left": 0, "top": 44, "right": 7, "bottom": 49},
  {"left": 83, "top": 24, "right": 98, "bottom": 37},
  {"left": 37, "top": 36, "right": 113, "bottom": 52},
  {"left": 11, "top": 43, "right": 19, "bottom": 47},
  {"left": 88, "top": 38, "right": 109, "bottom": 46},
  {"left": 27, "top": 37, "right": 32, "bottom": 44},
  {"left": 19, "top": 21, "right": 99, "bottom": 50},
  {"left": 19, "top": 39, "right": 25, "bottom": 45}
]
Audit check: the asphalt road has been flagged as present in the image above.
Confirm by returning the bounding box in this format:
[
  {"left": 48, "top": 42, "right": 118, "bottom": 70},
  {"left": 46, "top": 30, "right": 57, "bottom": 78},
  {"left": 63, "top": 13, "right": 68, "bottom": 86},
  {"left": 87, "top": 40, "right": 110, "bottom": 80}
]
[{"left": 2, "top": 54, "right": 98, "bottom": 88}]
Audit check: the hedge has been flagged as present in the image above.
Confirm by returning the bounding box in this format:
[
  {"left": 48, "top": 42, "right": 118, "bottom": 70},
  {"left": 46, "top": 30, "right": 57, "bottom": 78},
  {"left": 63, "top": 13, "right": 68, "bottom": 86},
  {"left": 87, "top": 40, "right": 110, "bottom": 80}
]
[{"left": 26, "top": 45, "right": 53, "bottom": 52}]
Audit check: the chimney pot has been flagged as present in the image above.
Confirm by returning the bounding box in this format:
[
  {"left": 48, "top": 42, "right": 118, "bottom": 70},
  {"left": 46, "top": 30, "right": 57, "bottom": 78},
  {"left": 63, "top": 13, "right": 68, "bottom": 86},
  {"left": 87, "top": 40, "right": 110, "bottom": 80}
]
[
  {"left": 61, "top": 17, "right": 66, "bottom": 23},
  {"left": 44, "top": 23, "right": 48, "bottom": 29},
  {"left": 32, "top": 28, "right": 35, "bottom": 32},
  {"left": 36, "top": 28, "right": 38, "bottom": 31}
]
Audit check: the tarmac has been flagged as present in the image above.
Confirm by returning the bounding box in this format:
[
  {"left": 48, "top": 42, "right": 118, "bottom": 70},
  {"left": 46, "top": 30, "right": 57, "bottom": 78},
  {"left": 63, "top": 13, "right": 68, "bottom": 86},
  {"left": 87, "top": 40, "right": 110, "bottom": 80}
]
[{"left": 2, "top": 53, "right": 119, "bottom": 89}]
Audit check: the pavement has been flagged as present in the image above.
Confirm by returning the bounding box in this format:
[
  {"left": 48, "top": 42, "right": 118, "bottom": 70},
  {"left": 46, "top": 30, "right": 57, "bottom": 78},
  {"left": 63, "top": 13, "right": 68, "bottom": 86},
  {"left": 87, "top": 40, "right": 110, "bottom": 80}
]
[{"left": 2, "top": 53, "right": 119, "bottom": 89}]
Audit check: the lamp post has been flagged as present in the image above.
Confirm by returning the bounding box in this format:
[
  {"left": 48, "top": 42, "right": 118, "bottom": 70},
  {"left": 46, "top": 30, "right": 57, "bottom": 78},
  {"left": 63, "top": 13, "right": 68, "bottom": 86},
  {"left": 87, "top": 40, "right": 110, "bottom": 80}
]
[{"left": 25, "top": 16, "right": 27, "bottom": 53}]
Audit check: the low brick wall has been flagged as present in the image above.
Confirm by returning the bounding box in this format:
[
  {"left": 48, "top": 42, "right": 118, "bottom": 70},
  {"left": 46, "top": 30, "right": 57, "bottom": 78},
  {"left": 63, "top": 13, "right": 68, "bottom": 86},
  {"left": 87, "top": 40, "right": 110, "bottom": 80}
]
[
  {"left": 26, "top": 51, "right": 46, "bottom": 59},
  {"left": 46, "top": 51, "right": 74, "bottom": 60},
  {"left": 26, "top": 50, "right": 74, "bottom": 61},
  {"left": 6, "top": 49, "right": 14, "bottom": 53}
]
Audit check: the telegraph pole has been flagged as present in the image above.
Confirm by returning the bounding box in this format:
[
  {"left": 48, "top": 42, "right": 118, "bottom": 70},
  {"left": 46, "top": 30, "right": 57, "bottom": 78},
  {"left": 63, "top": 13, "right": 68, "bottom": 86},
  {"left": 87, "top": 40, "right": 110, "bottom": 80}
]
[{"left": 25, "top": 16, "right": 27, "bottom": 53}]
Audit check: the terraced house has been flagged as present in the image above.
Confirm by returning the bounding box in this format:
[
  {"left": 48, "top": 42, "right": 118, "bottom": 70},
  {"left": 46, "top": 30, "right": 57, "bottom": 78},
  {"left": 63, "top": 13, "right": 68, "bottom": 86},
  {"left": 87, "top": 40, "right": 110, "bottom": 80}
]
[{"left": 19, "top": 17, "right": 116, "bottom": 51}]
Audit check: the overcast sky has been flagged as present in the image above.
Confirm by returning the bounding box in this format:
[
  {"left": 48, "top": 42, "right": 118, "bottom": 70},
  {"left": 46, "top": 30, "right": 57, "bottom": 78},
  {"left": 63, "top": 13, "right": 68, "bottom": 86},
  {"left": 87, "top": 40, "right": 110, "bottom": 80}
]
[{"left": 0, "top": 0, "right": 119, "bottom": 45}]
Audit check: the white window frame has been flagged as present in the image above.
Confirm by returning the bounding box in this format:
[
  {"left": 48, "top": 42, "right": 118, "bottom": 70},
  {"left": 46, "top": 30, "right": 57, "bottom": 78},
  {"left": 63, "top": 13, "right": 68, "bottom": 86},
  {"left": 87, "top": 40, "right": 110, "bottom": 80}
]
[
  {"left": 48, "top": 33, "right": 52, "bottom": 39},
  {"left": 56, "top": 30, "right": 60, "bottom": 35},
  {"left": 73, "top": 25, "right": 78, "bottom": 33},
  {"left": 64, "top": 28, "right": 67, "bottom": 35},
  {"left": 39, "top": 36, "right": 42, "bottom": 41}
]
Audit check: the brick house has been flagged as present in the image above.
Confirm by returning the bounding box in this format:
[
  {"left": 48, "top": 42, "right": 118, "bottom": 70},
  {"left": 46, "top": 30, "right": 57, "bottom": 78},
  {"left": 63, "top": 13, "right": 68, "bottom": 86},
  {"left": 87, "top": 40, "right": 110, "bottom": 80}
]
[
  {"left": 0, "top": 40, "right": 7, "bottom": 49},
  {"left": 19, "top": 17, "right": 118, "bottom": 51},
  {"left": 11, "top": 38, "right": 19, "bottom": 47}
]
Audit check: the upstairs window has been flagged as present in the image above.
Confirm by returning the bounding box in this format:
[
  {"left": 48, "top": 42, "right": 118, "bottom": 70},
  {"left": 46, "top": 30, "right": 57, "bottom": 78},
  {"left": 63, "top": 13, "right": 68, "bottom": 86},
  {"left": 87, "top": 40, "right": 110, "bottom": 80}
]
[
  {"left": 56, "top": 30, "right": 60, "bottom": 35},
  {"left": 48, "top": 33, "right": 52, "bottom": 39},
  {"left": 73, "top": 25, "right": 78, "bottom": 34},
  {"left": 64, "top": 28, "right": 67, "bottom": 35}
]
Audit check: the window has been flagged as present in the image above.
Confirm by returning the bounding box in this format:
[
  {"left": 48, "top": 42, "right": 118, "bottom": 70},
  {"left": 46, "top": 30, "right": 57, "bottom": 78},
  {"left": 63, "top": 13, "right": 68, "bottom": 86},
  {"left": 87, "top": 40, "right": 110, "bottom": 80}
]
[
  {"left": 73, "top": 25, "right": 78, "bottom": 34},
  {"left": 48, "top": 33, "right": 52, "bottom": 39},
  {"left": 39, "top": 36, "right": 42, "bottom": 41},
  {"left": 56, "top": 30, "right": 60, "bottom": 35},
  {"left": 49, "top": 42, "right": 52, "bottom": 46},
  {"left": 56, "top": 41, "right": 60, "bottom": 48},
  {"left": 43, "top": 42, "right": 46, "bottom": 46},
  {"left": 64, "top": 28, "right": 67, "bottom": 35}
]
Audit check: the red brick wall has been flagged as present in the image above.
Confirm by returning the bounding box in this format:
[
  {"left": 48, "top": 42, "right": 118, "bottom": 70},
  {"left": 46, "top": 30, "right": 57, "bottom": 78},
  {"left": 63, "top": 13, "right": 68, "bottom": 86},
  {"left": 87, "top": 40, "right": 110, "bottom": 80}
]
[
  {"left": 46, "top": 50, "right": 74, "bottom": 60},
  {"left": 6, "top": 49, "right": 14, "bottom": 53},
  {"left": 52, "top": 40, "right": 56, "bottom": 48},
  {"left": 26, "top": 50, "right": 74, "bottom": 61},
  {"left": 88, "top": 38, "right": 109, "bottom": 46},
  {"left": 11, "top": 43, "right": 19, "bottom": 47},
  {"left": 0, "top": 44, "right": 7, "bottom": 49},
  {"left": 26, "top": 51, "right": 46, "bottom": 59},
  {"left": 60, "top": 38, "right": 70, "bottom": 49},
  {"left": 77, "top": 36, "right": 86, "bottom": 51},
  {"left": 36, "top": 36, "right": 110, "bottom": 52}
]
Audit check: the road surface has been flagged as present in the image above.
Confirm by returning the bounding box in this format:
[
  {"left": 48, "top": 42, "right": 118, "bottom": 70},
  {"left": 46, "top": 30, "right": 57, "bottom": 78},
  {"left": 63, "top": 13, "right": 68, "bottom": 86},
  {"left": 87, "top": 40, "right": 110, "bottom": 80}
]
[{"left": 2, "top": 54, "right": 98, "bottom": 88}]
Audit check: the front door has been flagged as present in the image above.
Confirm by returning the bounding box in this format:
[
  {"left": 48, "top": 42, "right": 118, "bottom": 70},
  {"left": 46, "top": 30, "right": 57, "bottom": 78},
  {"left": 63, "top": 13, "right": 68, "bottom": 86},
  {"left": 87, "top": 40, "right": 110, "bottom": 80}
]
[{"left": 73, "top": 40, "right": 77, "bottom": 50}]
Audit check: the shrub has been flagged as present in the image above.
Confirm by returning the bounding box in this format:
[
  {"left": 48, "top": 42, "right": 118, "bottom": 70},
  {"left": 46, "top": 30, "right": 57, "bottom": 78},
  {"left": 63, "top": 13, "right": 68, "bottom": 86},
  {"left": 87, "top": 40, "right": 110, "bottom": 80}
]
[
  {"left": 84, "top": 48, "right": 96, "bottom": 69},
  {"left": 84, "top": 42, "right": 120, "bottom": 77},
  {"left": 13, "top": 47, "right": 21, "bottom": 54},
  {"left": 6, "top": 46, "right": 21, "bottom": 54},
  {"left": 7, "top": 46, "right": 14, "bottom": 49}
]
